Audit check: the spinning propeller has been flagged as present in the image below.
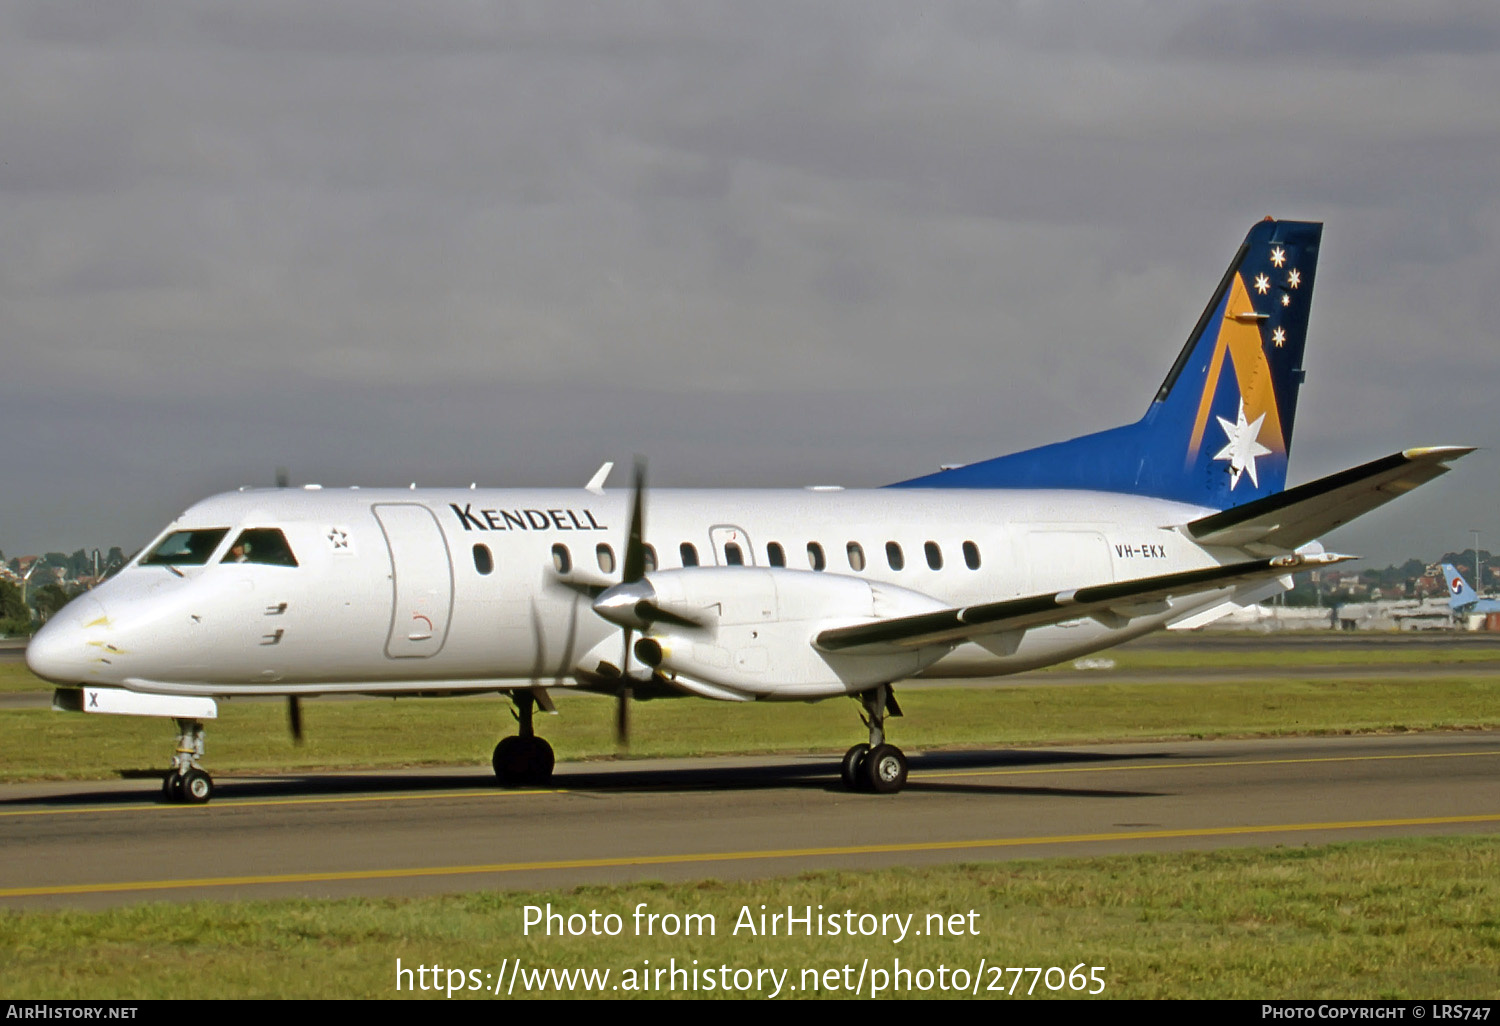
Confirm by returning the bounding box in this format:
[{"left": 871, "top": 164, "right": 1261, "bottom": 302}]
[
  {"left": 589, "top": 458, "right": 702, "bottom": 748},
  {"left": 610, "top": 459, "right": 649, "bottom": 747}
]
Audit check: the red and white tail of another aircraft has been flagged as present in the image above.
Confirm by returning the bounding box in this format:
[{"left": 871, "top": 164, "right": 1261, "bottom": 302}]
[{"left": 29, "top": 220, "right": 1472, "bottom": 800}]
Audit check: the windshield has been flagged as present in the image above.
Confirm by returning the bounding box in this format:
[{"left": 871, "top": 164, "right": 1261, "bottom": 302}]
[
  {"left": 139, "top": 528, "right": 230, "bottom": 567},
  {"left": 222, "top": 528, "right": 299, "bottom": 567}
]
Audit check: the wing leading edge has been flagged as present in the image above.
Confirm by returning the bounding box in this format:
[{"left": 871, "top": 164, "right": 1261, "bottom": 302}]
[{"left": 814, "top": 552, "right": 1353, "bottom": 654}]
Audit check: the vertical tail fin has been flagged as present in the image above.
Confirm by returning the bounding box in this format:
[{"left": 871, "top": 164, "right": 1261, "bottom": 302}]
[
  {"left": 1440, "top": 564, "right": 1479, "bottom": 610},
  {"left": 893, "top": 218, "right": 1323, "bottom": 511}
]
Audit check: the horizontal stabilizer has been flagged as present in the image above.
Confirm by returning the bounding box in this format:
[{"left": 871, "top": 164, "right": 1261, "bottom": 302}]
[
  {"left": 1185, "top": 446, "right": 1475, "bottom": 553},
  {"left": 815, "top": 552, "right": 1352, "bottom": 654}
]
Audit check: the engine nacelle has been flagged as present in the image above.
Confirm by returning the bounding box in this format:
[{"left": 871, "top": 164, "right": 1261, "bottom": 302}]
[{"left": 626, "top": 567, "right": 953, "bottom": 699}]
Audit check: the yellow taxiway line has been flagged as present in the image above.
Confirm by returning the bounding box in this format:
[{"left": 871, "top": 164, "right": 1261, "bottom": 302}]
[
  {"left": 916, "top": 747, "right": 1500, "bottom": 780},
  {"left": 4, "top": 813, "right": 1499, "bottom": 899}
]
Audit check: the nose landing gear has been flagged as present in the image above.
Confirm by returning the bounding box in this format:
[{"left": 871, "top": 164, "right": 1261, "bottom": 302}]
[{"left": 161, "top": 718, "right": 214, "bottom": 804}]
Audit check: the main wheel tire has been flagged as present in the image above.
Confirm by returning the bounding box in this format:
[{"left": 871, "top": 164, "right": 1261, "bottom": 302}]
[
  {"left": 523, "top": 737, "right": 555, "bottom": 786},
  {"left": 180, "top": 767, "right": 213, "bottom": 804},
  {"left": 167, "top": 771, "right": 187, "bottom": 803},
  {"left": 862, "top": 744, "right": 907, "bottom": 794},
  {"left": 840, "top": 744, "right": 870, "bottom": 791},
  {"left": 492, "top": 736, "right": 522, "bottom": 784},
  {"left": 162, "top": 772, "right": 177, "bottom": 802}
]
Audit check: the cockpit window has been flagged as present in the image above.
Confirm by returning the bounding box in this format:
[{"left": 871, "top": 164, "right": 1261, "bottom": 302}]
[
  {"left": 222, "top": 528, "right": 299, "bottom": 567},
  {"left": 140, "top": 529, "right": 230, "bottom": 567}
]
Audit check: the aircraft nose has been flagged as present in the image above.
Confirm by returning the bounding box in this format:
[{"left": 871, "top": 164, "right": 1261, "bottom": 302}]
[{"left": 26, "top": 596, "right": 108, "bottom": 685}]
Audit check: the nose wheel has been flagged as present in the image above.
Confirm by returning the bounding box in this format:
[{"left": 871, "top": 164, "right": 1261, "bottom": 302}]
[
  {"left": 161, "top": 719, "right": 214, "bottom": 804},
  {"left": 493, "top": 691, "right": 556, "bottom": 786},
  {"left": 842, "top": 685, "right": 908, "bottom": 794}
]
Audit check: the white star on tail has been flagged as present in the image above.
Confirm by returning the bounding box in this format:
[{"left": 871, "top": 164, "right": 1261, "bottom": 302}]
[
  {"left": 1272, "top": 326, "right": 1286, "bottom": 347},
  {"left": 1254, "top": 273, "right": 1271, "bottom": 295},
  {"left": 1213, "top": 398, "right": 1273, "bottom": 490},
  {"left": 1271, "top": 247, "right": 1286, "bottom": 268}
]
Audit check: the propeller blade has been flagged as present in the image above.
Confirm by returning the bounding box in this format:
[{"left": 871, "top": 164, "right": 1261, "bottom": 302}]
[
  {"left": 615, "top": 623, "right": 634, "bottom": 749},
  {"left": 287, "top": 696, "right": 303, "bottom": 745},
  {"left": 615, "top": 458, "right": 651, "bottom": 750},
  {"left": 622, "top": 456, "right": 647, "bottom": 584},
  {"left": 638, "top": 603, "right": 705, "bottom": 631},
  {"left": 615, "top": 684, "right": 632, "bottom": 748}
]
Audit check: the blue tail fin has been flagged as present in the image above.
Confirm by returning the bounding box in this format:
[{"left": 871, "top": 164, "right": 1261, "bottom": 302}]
[
  {"left": 1440, "top": 564, "right": 1479, "bottom": 610},
  {"left": 893, "top": 218, "right": 1323, "bottom": 511}
]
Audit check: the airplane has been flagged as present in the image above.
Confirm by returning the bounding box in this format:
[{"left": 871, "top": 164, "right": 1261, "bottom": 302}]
[
  {"left": 27, "top": 217, "right": 1472, "bottom": 802},
  {"left": 1438, "top": 564, "right": 1500, "bottom": 618}
]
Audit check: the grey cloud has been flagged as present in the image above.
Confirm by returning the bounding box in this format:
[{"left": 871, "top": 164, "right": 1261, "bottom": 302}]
[
  {"left": 0, "top": 2, "right": 1494, "bottom": 564},
  {"left": 1168, "top": 0, "right": 1500, "bottom": 62}
]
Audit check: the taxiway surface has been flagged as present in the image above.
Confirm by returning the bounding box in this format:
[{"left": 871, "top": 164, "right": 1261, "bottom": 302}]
[{"left": 3, "top": 730, "right": 1498, "bottom": 908}]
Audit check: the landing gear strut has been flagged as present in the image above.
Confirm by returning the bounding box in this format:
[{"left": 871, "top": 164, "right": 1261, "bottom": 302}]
[
  {"left": 161, "top": 718, "right": 214, "bottom": 804},
  {"left": 841, "top": 684, "right": 908, "bottom": 794},
  {"left": 493, "top": 691, "right": 555, "bottom": 787}
]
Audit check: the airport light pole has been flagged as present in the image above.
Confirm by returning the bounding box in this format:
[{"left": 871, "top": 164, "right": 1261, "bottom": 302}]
[{"left": 1474, "top": 530, "right": 1483, "bottom": 596}]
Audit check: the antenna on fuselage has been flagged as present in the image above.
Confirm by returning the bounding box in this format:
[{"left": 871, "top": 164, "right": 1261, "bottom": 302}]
[{"left": 275, "top": 466, "right": 289, "bottom": 488}]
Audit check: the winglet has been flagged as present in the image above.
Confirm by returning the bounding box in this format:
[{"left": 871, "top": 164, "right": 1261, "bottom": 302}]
[{"left": 585, "top": 462, "right": 614, "bottom": 495}]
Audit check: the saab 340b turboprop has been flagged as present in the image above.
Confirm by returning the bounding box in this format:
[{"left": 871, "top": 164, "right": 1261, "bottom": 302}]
[{"left": 27, "top": 218, "right": 1472, "bottom": 801}]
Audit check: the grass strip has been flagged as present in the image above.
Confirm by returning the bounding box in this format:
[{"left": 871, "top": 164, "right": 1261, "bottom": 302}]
[
  {"left": 2, "top": 835, "right": 1496, "bottom": 999},
  {"left": 3, "top": 676, "right": 1499, "bottom": 782}
]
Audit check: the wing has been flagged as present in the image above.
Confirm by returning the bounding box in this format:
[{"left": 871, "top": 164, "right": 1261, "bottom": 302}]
[
  {"left": 814, "top": 552, "right": 1352, "bottom": 654},
  {"left": 1184, "top": 446, "right": 1474, "bottom": 554}
]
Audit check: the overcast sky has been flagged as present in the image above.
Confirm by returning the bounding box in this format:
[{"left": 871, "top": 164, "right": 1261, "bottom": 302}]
[{"left": 2, "top": 1, "right": 1496, "bottom": 567}]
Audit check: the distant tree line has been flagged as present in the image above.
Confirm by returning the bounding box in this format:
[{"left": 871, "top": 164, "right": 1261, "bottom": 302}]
[
  {"left": 0, "top": 579, "right": 29, "bottom": 636},
  {"left": 1, "top": 547, "right": 128, "bottom": 636},
  {"left": 5, "top": 548, "right": 126, "bottom": 580},
  {"left": 1280, "top": 551, "right": 1492, "bottom": 608}
]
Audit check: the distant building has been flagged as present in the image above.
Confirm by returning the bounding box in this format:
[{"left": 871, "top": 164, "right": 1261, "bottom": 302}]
[{"left": 1203, "top": 598, "right": 1454, "bottom": 632}]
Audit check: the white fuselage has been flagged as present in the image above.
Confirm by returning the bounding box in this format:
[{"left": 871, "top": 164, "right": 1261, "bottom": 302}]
[{"left": 29, "top": 484, "right": 1249, "bottom": 701}]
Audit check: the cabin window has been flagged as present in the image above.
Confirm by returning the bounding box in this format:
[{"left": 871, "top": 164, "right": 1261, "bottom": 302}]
[
  {"left": 142, "top": 528, "right": 230, "bottom": 567},
  {"left": 596, "top": 544, "right": 616, "bottom": 574},
  {"left": 767, "top": 542, "right": 786, "bottom": 567},
  {"left": 643, "top": 544, "right": 658, "bottom": 573},
  {"left": 472, "top": 544, "right": 494, "bottom": 575},
  {"left": 886, "top": 541, "right": 905, "bottom": 571},
  {"left": 807, "top": 542, "right": 826, "bottom": 572},
  {"left": 680, "top": 542, "right": 699, "bottom": 568},
  {"left": 925, "top": 541, "right": 943, "bottom": 570},
  {"left": 724, "top": 542, "right": 744, "bottom": 566},
  {"left": 846, "top": 542, "right": 866, "bottom": 572},
  {"left": 552, "top": 543, "right": 572, "bottom": 574},
  {"left": 222, "top": 528, "right": 298, "bottom": 567},
  {"left": 963, "top": 541, "right": 981, "bottom": 570}
]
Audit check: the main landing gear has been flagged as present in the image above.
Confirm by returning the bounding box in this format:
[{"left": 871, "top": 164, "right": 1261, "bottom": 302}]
[
  {"left": 840, "top": 683, "right": 908, "bottom": 794},
  {"left": 161, "top": 718, "right": 214, "bottom": 804},
  {"left": 493, "top": 690, "right": 555, "bottom": 787}
]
